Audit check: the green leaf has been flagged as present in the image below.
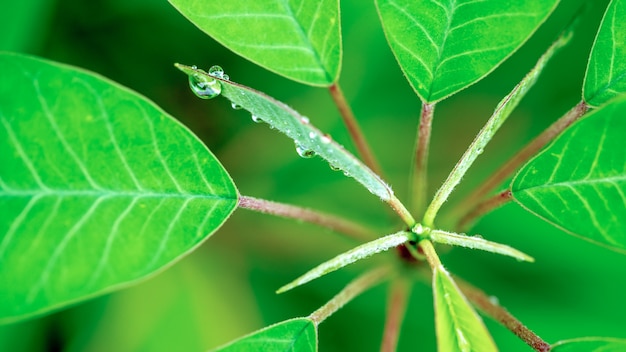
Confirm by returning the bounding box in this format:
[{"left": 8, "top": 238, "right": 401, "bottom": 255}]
[
  {"left": 175, "top": 64, "right": 394, "bottom": 203},
  {"left": 428, "top": 230, "right": 534, "bottom": 262},
  {"left": 168, "top": 0, "right": 341, "bottom": 86},
  {"left": 422, "top": 28, "right": 571, "bottom": 226},
  {"left": 277, "top": 231, "right": 412, "bottom": 293},
  {"left": 433, "top": 267, "right": 497, "bottom": 352},
  {"left": 584, "top": 0, "right": 626, "bottom": 107},
  {"left": 0, "top": 52, "right": 238, "bottom": 323},
  {"left": 376, "top": 0, "right": 558, "bottom": 102},
  {"left": 211, "top": 318, "right": 317, "bottom": 352},
  {"left": 551, "top": 337, "right": 626, "bottom": 351},
  {"left": 512, "top": 97, "right": 626, "bottom": 252}
]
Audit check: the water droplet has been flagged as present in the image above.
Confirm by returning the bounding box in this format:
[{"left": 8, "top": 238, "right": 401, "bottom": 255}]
[
  {"left": 413, "top": 223, "right": 425, "bottom": 235},
  {"left": 476, "top": 148, "right": 484, "bottom": 155},
  {"left": 488, "top": 295, "right": 500, "bottom": 305},
  {"left": 308, "top": 131, "right": 316, "bottom": 139},
  {"left": 301, "top": 116, "right": 310, "bottom": 124},
  {"left": 191, "top": 65, "right": 197, "bottom": 69},
  {"left": 208, "top": 65, "right": 224, "bottom": 78},
  {"left": 189, "top": 74, "right": 221, "bottom": 99},
  {"left": 295, "top": 143, "right": 315, "bottom": 158},
  {"left": 320, "top": 134, "right": 331, "bottom": 144},
  {"left": 231, "top": 102, "right": 242, "bottom": 110},
  {"left": 329, "top": 163, "right": 340, "bottom": 171},
  {"left": 222, "top": 73, "right": 230, "bottom": 81},
  {"left": 343, "top": 170, "right": 350, "bottom": 176},
  {"left": 251, "top": 114, "right": 263, "bottom": 123}
]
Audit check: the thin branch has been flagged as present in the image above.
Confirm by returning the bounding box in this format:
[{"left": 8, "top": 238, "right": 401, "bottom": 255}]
[
  {"left": 309, "top": 266, "right": 391, "bottom": 324},
  {"left": 454, "top": 101, "right": 588, "bottom": 219},
  {"left": 329, "top": 83, "right": 382, "bottom": 176},
  {"left": 457, "top": 190, "right": 513, "bottom": 231},
  {"left": 418, "top": 239, "right": 442, "bottom": 269},
  {"left": 388, "top": 195, "right": 417, "bottom": 227},
  {"left": 238, "top": 195, "right": 374, "bottom": 241},
  {"left": 412, "top": 102, "right": 435, "bottom": 217},
  {"left": 454, "top": 277, "right": 550, "bottom": 352},
  {"left": 380, "top": 278, "right": 411, "bottom": 352}
]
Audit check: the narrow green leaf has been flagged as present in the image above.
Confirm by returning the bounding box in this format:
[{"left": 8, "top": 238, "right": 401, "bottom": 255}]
[
  {"left": 210, "top": 318, "right": 317, "bottom": 352},
  {"left": 376, "top": 0, "right": 558, "bottom": 102},
  {"left": 422, "top": 29, "right": 571, "bottom": 226},
  {"left": 277, "top": 231, "right": 413, "bottom": 293},
  {"left": 512, "top": 97, "right": 626, "bottom": 252},
  {"left": 551, "top": 337, "right": 626, "bottom": 351},
  {"left": 168, "top": 0, "right": 341, "bottom": 86},
  {"left": 175, "top": 64, "right": 395, "bottom": 203},
  {"left": 429, "top": 230, "right": 534, "bottom": 262},
  {"left": 433, "top": 267, "right": 497, "bottom": 352},
  {"left": 0, "top": 53, "right": 238, "bottom": 323},
  {"left": 584, "top": 0, "right": 626, "bottom": 107}
]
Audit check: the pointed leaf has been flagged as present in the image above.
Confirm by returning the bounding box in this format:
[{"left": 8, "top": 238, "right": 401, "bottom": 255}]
[
  {"left": 512, "top": 97, "right": 626, "bottom": 252},
  {"left": 211, "top": 318, "right": 317, "bottom": 352},
  {"left": 428, "top": 230, "right": 534, "bottom": 262},
  {"left": 277, "top": 231, "right": 412, "bottom": 293},
  {"left": 376, "top": 0, "right": 558, "bottom": 102},
  {"left": 0, "top": 53, "right": 238, "bottom": 323},
  {"left": 433, "top": 267, "right": 497, "bottom": 352},
  {"left": 175, "top": 64, "right": 395, "bottom": 203},
  {"left": 552, "top": 337, "right": 626, "bottom": 351},
  {"left": 584, "top": 0, "right": 626, "bottom": 107},
  {"left": 168, "top": 0, "right": 341, "bottom": 86}
]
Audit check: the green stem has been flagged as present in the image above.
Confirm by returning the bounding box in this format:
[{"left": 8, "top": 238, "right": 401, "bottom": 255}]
[
  {"left": 388, "top": 195, "right": 417, "bottom": 227},
  {"left": 412, "top": 102, "right": 435, "bottom": 217},
  {"left": 238, "top": 195, "right": 374, "bottom": 241},
  {"left": 380, "top": 278, "right": 411, "bottom": 352},
  {"left": 329, "top": 83, "right": 382, "bottom": 176},
  {"left": 418, "top": 239, "right": 442, "bottom": 269},
  {"left": 456, "top": 190, "right": 513, "bottom": 231},
  {"left": 455, "top": 277, "right": 550, "bottom": 352},
  {"left": 309, "top": 266, "right": 391, "bottom": 324},
  {"left": 453, "top": 101, "right": 588, "bottom": 220}
]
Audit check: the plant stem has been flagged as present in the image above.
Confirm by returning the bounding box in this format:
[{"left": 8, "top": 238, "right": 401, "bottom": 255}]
[
  {"left": 454, "top": 278, "right": 550, "bottom": 352},
  {"left": 454, "top": 101, "right": 588, "bottom": 219},
  {"left": 412, "top": 102, "right": 435, "bottom": 217},
  {"left": 380, "top": 278, "right": 411, "bottom": 352},
  {"left": 388, "top": 195, "right": 417, "bottom": 227},
  {"left": 329, "top": 83, "right": 382, "bottom": 176},
  {"left": 238, "top": 195, "right": 374, "bottom": 241},
  {"left": 309, "top": 266, "right": 391, "bottom": 324},
  {"left": 457, "top": 190, "right": 513, "bottom": 231},
  {"left": 418, "top": 239, "right": 442, "bottom": 269}
]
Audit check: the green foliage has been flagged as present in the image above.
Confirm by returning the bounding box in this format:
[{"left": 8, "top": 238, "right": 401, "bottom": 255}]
[
  {"left": 512, "top": 97, "right": 626, "bottom": 252},
  {"left": 168, "top": 0, "right": 341, "bottom": 86},
  {"left": 376, "top": 0, "right": 559, "bottom": 102},
  {"left": 432, "top": 267, "right": 497, "bottom": 352},
  {"left": 584, "top": 0, "right": 626, "bottom": 107},
  {"left": 211, "top": 318, "right": 317, "bottom": 352},
  {"left": 0, "top": 53, "right": 237, "bottom": 322}
]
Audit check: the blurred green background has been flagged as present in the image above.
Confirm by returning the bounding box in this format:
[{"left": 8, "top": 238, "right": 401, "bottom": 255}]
[{"left": 2, "top": 0, "right": 625, "bottom": 351}]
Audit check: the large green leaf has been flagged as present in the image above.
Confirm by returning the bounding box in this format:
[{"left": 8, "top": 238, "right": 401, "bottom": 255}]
[
  {"left": 584, "top": 0, "right": 626, "bottom": 107},
  {"left": 168, "top": 0, "right": 341, "bottom": 86},
  {"left": 551, "top": 337, "right": 626, "bottom": 351},
  {"left": 0, "top": 52, "right": 238, "bottom": 323},
  {"left": 211, "top": 318, "right": 317, "bottom": 352},
  {"left": 433, "top": 267, "right": 497, "bottom": 352},
  {"left": 376, "top": 0, "right": 558, "bottom": 103},
  {"left": 512, "top": 97, "right": 626, "bottom": 252}
]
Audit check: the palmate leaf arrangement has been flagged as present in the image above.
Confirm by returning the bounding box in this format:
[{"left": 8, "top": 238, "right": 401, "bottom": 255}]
[{"left": 1, "top": 0, "right": 626, "bottom": 351}]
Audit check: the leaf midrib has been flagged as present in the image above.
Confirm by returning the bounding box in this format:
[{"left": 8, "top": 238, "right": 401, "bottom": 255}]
[
  {"left": 515, "top": 174, "right": 626, "bottom": 192},
  {"left": 0, "top": 188, "right": 236, "bottom": 200}
]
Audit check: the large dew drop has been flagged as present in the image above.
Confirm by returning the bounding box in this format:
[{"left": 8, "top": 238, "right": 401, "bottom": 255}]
[
  {"left": 189, "top": 73, "right": 221, "bottom": 99},
  {"left": 295, "top": 143, "right": 315, "bottom": 158}
]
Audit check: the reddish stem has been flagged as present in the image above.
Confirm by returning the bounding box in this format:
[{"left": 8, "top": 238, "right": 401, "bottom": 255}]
[
  {"left": 457, "top": 189, "right": 513, "bottom": 231},
  {"left": 412, "top": 102, "right": 435, "bottom": 217},
  {"left": 380, "top": 279, "right": 411, "bottom": 352}
]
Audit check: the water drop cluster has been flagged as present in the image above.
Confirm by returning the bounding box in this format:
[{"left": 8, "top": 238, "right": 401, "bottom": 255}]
[{"left": 188, "top": 65, "right": 230, "bottom": 100}]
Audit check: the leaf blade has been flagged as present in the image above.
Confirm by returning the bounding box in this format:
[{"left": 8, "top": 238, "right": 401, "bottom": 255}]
[
  {"left": 551, "top": 337, "right": 626, "bottom": 351},
  {"left": 0, "top": 53, "right": 238, "bottom": 323},
  {"left": 168, "top": 0, "right": 341, "bottom": 86},
  {"left": 512, "top": 97, "right": 626, "bottom": 252},
  {"left": 583, "top": 0, "right": 626, "bottom": 107},
  {"left": 376, "top": 0, "right": 558, "bottom": 102},
  {"left": 210, "top": 318, "right": 317, "bottom": 352},
  {"left": 433, "top": 266, "right": 498, "bottom": 352}
]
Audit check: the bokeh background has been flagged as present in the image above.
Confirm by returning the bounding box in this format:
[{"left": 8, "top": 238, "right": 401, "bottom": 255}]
[{"left": 2, "top": 0, "right": 625, "bottom": 351}]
